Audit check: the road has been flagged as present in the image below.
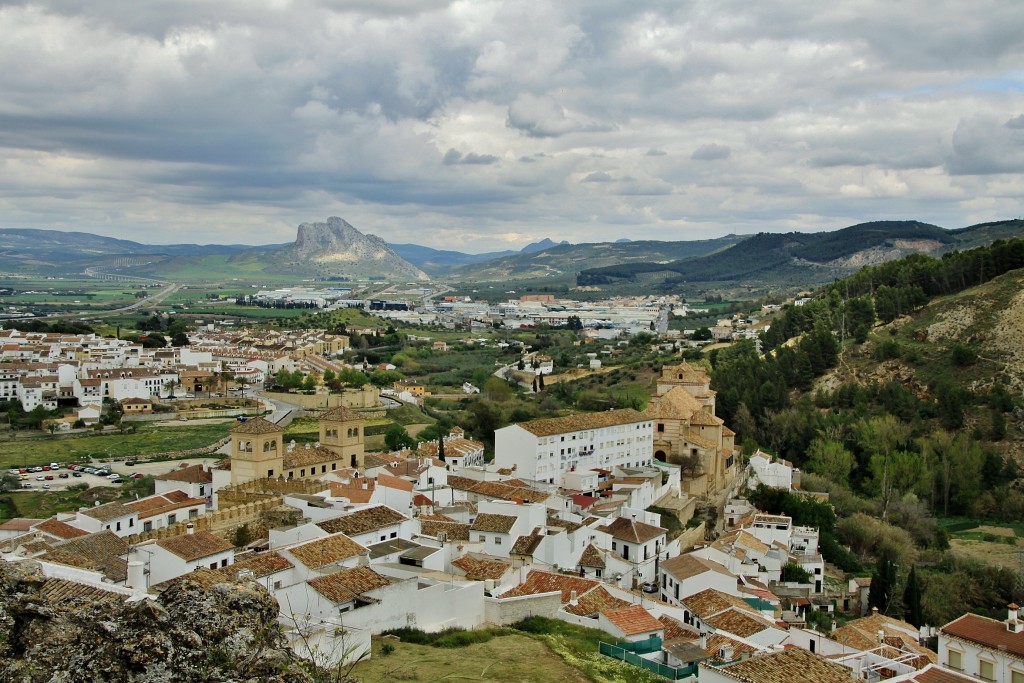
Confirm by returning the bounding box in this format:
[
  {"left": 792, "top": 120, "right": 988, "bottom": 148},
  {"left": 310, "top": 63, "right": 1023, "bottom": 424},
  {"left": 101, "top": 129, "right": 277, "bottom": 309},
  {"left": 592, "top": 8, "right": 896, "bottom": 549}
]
[{"left": 45, "top": 282, "right": 183, "bottom": 321}]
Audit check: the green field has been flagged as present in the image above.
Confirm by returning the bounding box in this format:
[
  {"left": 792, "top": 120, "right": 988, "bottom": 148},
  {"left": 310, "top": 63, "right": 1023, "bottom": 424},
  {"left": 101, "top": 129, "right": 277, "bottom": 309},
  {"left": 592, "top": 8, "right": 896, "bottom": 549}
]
[{"left": 0, "top": 422, "right": 233, "bottom": 468}]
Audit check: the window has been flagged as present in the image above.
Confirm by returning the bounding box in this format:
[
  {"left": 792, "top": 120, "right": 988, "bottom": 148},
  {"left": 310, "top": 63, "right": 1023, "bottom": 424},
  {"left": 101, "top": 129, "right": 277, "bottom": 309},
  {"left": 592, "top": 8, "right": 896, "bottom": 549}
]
[
  {"left": 267, "top": 469, "right": 274, "bottom": 477},
  {"left": 1011, "top": 670, "right": 1024, "bottom": 683},
  {"left": 129, "top": 518, "right": 134, "bottom": 527},
  {"left": 189, "top": 509, "right": 199, "bottom": 519},
  {"left": 221, "top": 558, "right": 229, "bottom": 568},
  {"left": 321, "top": 465, "right": 327, "bottom": 473},
  {"left": 495, "top": 537, "right": 502, "bottom": 545},
  {"left": 273, "top": 580, "right": 282, "bottom": 590},
  {"left": 143, "top": 521, "right": 153, "bottom": 532},
  {"left": 168, "top": 514, "right": 176, "bottom": 525},
  {"left": 479, "top": 535, "right": 486, "bottom": 542},
  {"left": 657, "top": 423, "right": 664, "bottom": 433},
  {"left": 979, "top": 660, "right": 994, "bottom": 681},
  {"left": 116, "top": 521, "right": 121, "bottom": 531},
  {"left": 210, "top": 562, "right": 217, "bottom": 569},
  {"left": 199, "top": 486, "right": 205, "bottom": 496},
  {"left": 947, "top": 649, "right": 962, "bottom": 671},
  {"left": 595, "top": 569, "right": 602, "bottom": 578},
  {"left": 390, "top": 532, "right": 397, "bottom": 539}
]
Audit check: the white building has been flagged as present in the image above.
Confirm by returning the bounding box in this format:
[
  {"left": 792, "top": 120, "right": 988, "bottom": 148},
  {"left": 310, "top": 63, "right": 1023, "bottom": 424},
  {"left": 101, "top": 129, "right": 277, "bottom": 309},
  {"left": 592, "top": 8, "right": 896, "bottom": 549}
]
[
  {"left": 940, "top": 607, "right": 1024, "bottom": 682},
  {"left": 494, "top": 409, "right": 654, "bottom": 487}
]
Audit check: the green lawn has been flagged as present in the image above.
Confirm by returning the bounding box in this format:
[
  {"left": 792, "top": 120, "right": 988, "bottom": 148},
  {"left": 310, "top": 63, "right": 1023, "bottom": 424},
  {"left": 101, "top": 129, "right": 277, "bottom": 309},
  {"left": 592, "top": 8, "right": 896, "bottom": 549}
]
[{"left": 0, "top": 422, "right": 232, "bottom": 468}]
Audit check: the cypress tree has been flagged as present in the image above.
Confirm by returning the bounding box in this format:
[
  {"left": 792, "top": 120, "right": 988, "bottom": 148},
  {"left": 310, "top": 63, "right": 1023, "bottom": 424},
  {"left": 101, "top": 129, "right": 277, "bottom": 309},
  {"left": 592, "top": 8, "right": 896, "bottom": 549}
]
[
  {"left": 903, "top": 565, "right": 922, "bottom": 627},
  {"left": 437, "top": 433, "right": 446, "bottom": 462}
]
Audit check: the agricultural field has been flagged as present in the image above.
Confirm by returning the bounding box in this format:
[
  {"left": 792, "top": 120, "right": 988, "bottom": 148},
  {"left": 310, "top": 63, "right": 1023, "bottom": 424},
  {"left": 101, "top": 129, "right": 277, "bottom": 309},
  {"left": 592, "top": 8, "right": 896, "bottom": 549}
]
[{"left": 941, "top": 518, "right": 1024, "bottom": 570}]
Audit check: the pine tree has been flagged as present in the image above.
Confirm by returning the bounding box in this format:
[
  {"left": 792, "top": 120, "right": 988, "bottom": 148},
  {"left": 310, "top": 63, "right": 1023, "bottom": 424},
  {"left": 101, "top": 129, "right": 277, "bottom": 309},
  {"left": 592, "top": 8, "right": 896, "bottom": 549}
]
[{"left": 903, "top": 565, "right": 922, "bottom": 627}]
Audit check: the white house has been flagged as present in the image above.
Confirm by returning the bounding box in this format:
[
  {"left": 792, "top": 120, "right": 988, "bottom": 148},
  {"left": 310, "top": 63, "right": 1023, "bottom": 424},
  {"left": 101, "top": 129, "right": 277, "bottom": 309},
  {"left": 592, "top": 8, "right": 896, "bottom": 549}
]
[
  {"left": 72, "top": 501, "right": 140, "bottom": 537},
  {"left": 659, "top": 554, "right": 739, "bottom": 606},
  {"left": 139, "top": 529, "right": 234, "bottom": 586},
  {"left": 748, "top": 450, "right": 796, "bottom": 491},
  {"left": 153, "top": 463, "right": 215, "bottom": 501},
  {"left": 494, "top": 409, "right": 654, "bottom": 487},
  {"left": 940, "top": 607, "right": 1024, "bottom": 682}
]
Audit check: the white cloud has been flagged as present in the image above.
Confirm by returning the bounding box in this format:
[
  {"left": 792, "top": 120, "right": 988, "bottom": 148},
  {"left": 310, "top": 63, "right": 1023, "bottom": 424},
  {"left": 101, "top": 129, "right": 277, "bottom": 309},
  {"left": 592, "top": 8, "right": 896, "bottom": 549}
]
[{"left": 0, "top": 0, "right": 1021, "bottom": 249}]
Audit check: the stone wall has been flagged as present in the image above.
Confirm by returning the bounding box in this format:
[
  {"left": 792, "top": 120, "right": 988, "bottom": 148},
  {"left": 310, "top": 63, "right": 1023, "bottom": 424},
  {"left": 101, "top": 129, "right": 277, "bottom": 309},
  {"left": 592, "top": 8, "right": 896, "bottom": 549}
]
[
  {"left": 484, "top": 592, "right": 562, "bottom": 625},
  {"left": 217, "top": 477, "right": 325, "bottom": 507},
  {"left": 125, "top": 498, "right": 282, "bottom": 545},
  {"left": 675, "top": 522, "right": 707, "bottom": 552}
]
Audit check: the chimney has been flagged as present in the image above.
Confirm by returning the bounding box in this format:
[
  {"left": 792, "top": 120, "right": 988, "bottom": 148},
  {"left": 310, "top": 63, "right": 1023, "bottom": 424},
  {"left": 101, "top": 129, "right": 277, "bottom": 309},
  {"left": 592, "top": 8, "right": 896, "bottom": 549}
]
[
  {"left": 1008, "top": 603, "right": 1023, "bottom": 633},
  {"left": 569, "top": 590, "right": 578, "bottom": 605},
  {"left": 699, "top": 633, "right": 707, "bottom": 650},
  {"left": 877, "top": 629, "right": 884, "bottom": 643},
  {"left": 871, "top": 606, "right": 879, "bottom": 615},
  {"left": 126, "top": 561, "right": 145, "bottom": 590},
  {"left": 186, "top": 523, "right": 195, "bottom": 535},
  {"left": 831, "top": 619, "right": 837, "bottom": 633}
]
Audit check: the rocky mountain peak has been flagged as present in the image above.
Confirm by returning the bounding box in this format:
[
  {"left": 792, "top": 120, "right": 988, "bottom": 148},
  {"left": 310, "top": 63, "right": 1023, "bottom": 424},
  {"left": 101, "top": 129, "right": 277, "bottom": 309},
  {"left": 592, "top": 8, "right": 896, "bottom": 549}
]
[{"left": 289, "top": 217, "right": 428, "bottom": 281}]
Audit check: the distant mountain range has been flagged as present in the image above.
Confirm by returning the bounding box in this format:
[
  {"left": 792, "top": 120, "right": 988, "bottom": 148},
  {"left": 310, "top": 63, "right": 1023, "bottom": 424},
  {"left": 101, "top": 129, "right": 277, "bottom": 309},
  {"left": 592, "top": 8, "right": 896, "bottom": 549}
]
[{"left": 0, "top": 219, "right": 1021, "bottom": 287}]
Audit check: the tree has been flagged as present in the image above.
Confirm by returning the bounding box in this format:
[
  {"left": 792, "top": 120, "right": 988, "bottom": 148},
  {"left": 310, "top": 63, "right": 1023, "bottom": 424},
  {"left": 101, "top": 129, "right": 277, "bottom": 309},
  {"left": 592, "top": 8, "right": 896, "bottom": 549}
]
[
  {"left": 806, "top": 439, "right": 856, "bottom": 484},
  {"left": 903, "top": 565, "right": 923, "bottom": 627},
  {"left": 437, "top": 433, "right": 446, "bottom": 462},
  {"left": 566, "top": 315, "right": 583, "bottom": 331},
  {"left": 781, "top": 561, "right": 813, "bottom": 584},
  {"left": 231, "top": 523, "right": 253, "bottom": 548},
  {"left": 868, "top": 547, "right": 899, "bottom": 615},
  {"left": 384, "top": 424, "right": 416, "bottom": 451},
  {"left": 538, "top": 372, "right": 545, "bottom": 391}
]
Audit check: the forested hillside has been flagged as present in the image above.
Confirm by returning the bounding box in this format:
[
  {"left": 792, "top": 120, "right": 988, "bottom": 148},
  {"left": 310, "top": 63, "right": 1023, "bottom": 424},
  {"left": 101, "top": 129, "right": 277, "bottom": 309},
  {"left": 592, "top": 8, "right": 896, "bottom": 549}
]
[{"left": 711, "top": 237, "right": 1024, "bottom": 626}]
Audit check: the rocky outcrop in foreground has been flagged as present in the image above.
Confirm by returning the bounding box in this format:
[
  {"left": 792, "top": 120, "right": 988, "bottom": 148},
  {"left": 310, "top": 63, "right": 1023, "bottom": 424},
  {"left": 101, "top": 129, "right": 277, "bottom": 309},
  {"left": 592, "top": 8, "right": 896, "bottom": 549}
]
[{"left": 0, "top": 560, "right": 314, "bottom": 683}]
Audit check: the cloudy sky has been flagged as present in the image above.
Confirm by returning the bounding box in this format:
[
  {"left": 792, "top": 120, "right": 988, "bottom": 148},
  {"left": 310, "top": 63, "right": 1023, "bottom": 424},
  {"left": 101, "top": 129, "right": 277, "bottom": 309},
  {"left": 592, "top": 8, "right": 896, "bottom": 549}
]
[{"left": 1, "top": 0, "right": 1023, "bottom": 251}]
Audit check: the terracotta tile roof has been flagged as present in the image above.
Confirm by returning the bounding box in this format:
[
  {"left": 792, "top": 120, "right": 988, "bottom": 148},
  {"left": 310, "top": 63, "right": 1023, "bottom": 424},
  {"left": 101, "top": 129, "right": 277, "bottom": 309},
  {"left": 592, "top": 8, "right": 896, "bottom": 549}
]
[
  {"left": 689, "top": 409, "right": 723, "bottom": 427},
  {"left": 470, "top": 513, "right": 518, "bottom": 534},
  {"left": 564, "top": 586, "right": 631, "bottom": 616},
  {"left": 157, "top": 531, "right": 234, "bottom": 562},
  {"left": 154, "top": 463, "right": 213, "bottom": 484},
  {"left": 318, "top": 405, "right": 363, "bottom": 423},
  {"left": 734, "top": 531, "right": 770, "bottom": 556},
  {"left": 287, "top": 534, "right": 367, "bottom": 569},
  {"left": 511, "top": 531, "right": 545, "bottom": 556},
  {"left": 710, "top": 646, "right": 854, "bottom": 682},
  {"left": 39, "top": 578, "right": 125, "bottom": 605},
  {"left": 230, "top": 417, "right": 282, "bottom": 434},
  {"left": 681, "top": 588, "right": 758, "bottom": 620},
  {"left": 661, "top": 554, "right": 736, "bottom": 583},
  {"left": 833, "top": 613, "right": 935, "bottom": 662},
  {"left": 644, "top": 386, "right": 705, "bottom": 420},
  {"left": 284, "top": 444, "right": 341, "bottom": 469},
  {"left": 461, "top": 480, "right": 550, "bottom": 504},
  {"left": 307, "top": 566, "right": 392, "bottom": 603},
  {"left": 706, "top": 609, "right": 775, "bottom": 638},
  {"left": 546, "top": 517, "right": 584, "bottom": 533},
  {"left": 579, "top": 544, "right": 606, "bottom": 569},
  {"left": 514, "top": 409, "right": 646, "bottom": 437},
  {"left": 941, "top": 612, "right": 1024, "bottom": 659},
  {"left": 79, "top": 501, "right": 134, "bottom": 522},
  {"left": 124, "top": 493, "right": 206, "bottom": 519},
  {"left": 329, "top": 481, "right": 375, "bottom": 504},
  {"left": 502, "top": 570, "right": 599, "bottom": 602},
  {"left": 418, "top": 520, "right": 470, "bottom": 541},
  {"left": 376, "top": 472, "right": 413, "bottom": 492},
  {"left": 43, "top": 530, "right": 129, "bottom": 582},
  {"left": 229, "top": 551, "right": 294, "bottom": 578},
  {"left": 705, "top": 634, "right": 757, "bottom": 662},
  {"left": 0, "top": 518, "right": 38, "bottom": 531},
  {"left": 603, "top": 605, "right": 664, "bottom": 636},
  {"left": 601, "top": 517, "right": 666, "bottom": 544},
  {"left": 904, "top": 664, "right": 983, "bottom": 682},
  {"left": 315, "top": 506, "right": 407, "bottom": 537},
  {"left": 34, "top": 518, "right": 89, "bottom": 540},
  {"left": 452, "top": 555, "right": 511, "bottom": 581},
  {"left": 659, "top": 614, "right": 698, "bottom": 642}
]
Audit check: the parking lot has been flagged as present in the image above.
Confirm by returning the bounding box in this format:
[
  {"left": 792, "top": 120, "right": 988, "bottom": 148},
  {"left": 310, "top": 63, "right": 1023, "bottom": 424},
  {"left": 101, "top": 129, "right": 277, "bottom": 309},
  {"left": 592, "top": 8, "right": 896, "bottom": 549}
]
[{"left": 11, "top": 457, "right": 221, "bottom": 492}]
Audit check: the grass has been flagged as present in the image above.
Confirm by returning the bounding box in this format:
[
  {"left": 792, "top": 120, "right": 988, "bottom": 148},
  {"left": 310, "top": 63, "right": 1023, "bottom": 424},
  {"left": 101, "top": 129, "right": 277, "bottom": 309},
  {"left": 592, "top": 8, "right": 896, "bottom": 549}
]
[
  {"left": 0, "top": 485, "right": 125, "bottom": 522},
  {"left": 352, "top": 633, "right": 592, "bottom": 683},
  {"left": 0, "top": 422, "right": 233, "bottom": 468},
  {"left": 353, "top": 619, "right": 666, "bottom": 683}
]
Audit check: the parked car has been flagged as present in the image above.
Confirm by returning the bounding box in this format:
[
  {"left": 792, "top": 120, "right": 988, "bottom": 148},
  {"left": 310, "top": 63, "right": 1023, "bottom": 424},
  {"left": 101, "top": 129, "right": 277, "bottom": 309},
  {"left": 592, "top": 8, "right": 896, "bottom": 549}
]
[
  {"left": 35, "top": 476, "right": 45, "bottom": 481},
  {"left": 44, "top": 475, "right": 54, "bottom": 480},
  {"left": 58, "top": 473, "right": 69, "bottom": 479},
  {"left": 20, "top": 483, "right": 32, "bottom": 489},
  {"left": 106, "top": 473, "right": 120, "bottom": 480},
  {"left": 124, "top": 461, "right": 136, "bottom": 467},
  {"left": 41, "top": 484, "right": 50, "bottom": 489},
  {"left": 111, "top": 478, "right": 124, "bottom": 484},
  {"left": 129, "top": 473, "right": 144, "bottom": 479},
  {"left": 72, "top": 472, "right": 82, "bottom": 478}
]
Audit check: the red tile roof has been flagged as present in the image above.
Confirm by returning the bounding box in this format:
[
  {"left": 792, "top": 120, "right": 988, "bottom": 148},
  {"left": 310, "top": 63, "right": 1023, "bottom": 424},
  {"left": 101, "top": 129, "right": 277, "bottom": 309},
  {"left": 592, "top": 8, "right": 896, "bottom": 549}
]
[
  {"left": 602, "top": 605, "right": 664, "bottom": 636},
  {"left": 942, "top": 612, "right": 1024, "bottom": 659}
]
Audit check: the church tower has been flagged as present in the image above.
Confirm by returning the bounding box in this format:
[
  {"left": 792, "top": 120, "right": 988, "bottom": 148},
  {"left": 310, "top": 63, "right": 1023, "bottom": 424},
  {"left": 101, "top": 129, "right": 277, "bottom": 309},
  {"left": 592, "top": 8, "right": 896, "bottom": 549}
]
[
  {"left": 318, "top": 405, "right": 366, "bottom": 468},
  {"left": 229, "top": 417, "right": 284, "bottom": 484}
]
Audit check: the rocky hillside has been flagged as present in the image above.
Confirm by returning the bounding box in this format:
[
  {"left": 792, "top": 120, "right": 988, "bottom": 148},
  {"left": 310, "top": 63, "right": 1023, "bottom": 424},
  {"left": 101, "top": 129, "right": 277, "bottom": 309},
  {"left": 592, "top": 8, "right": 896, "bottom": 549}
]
[
  {"left": 0, "top": 560, "right": 318, "bottom": 683},
  {"left": 256, "top": 217, "right": 428, "bottom": 281}
]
